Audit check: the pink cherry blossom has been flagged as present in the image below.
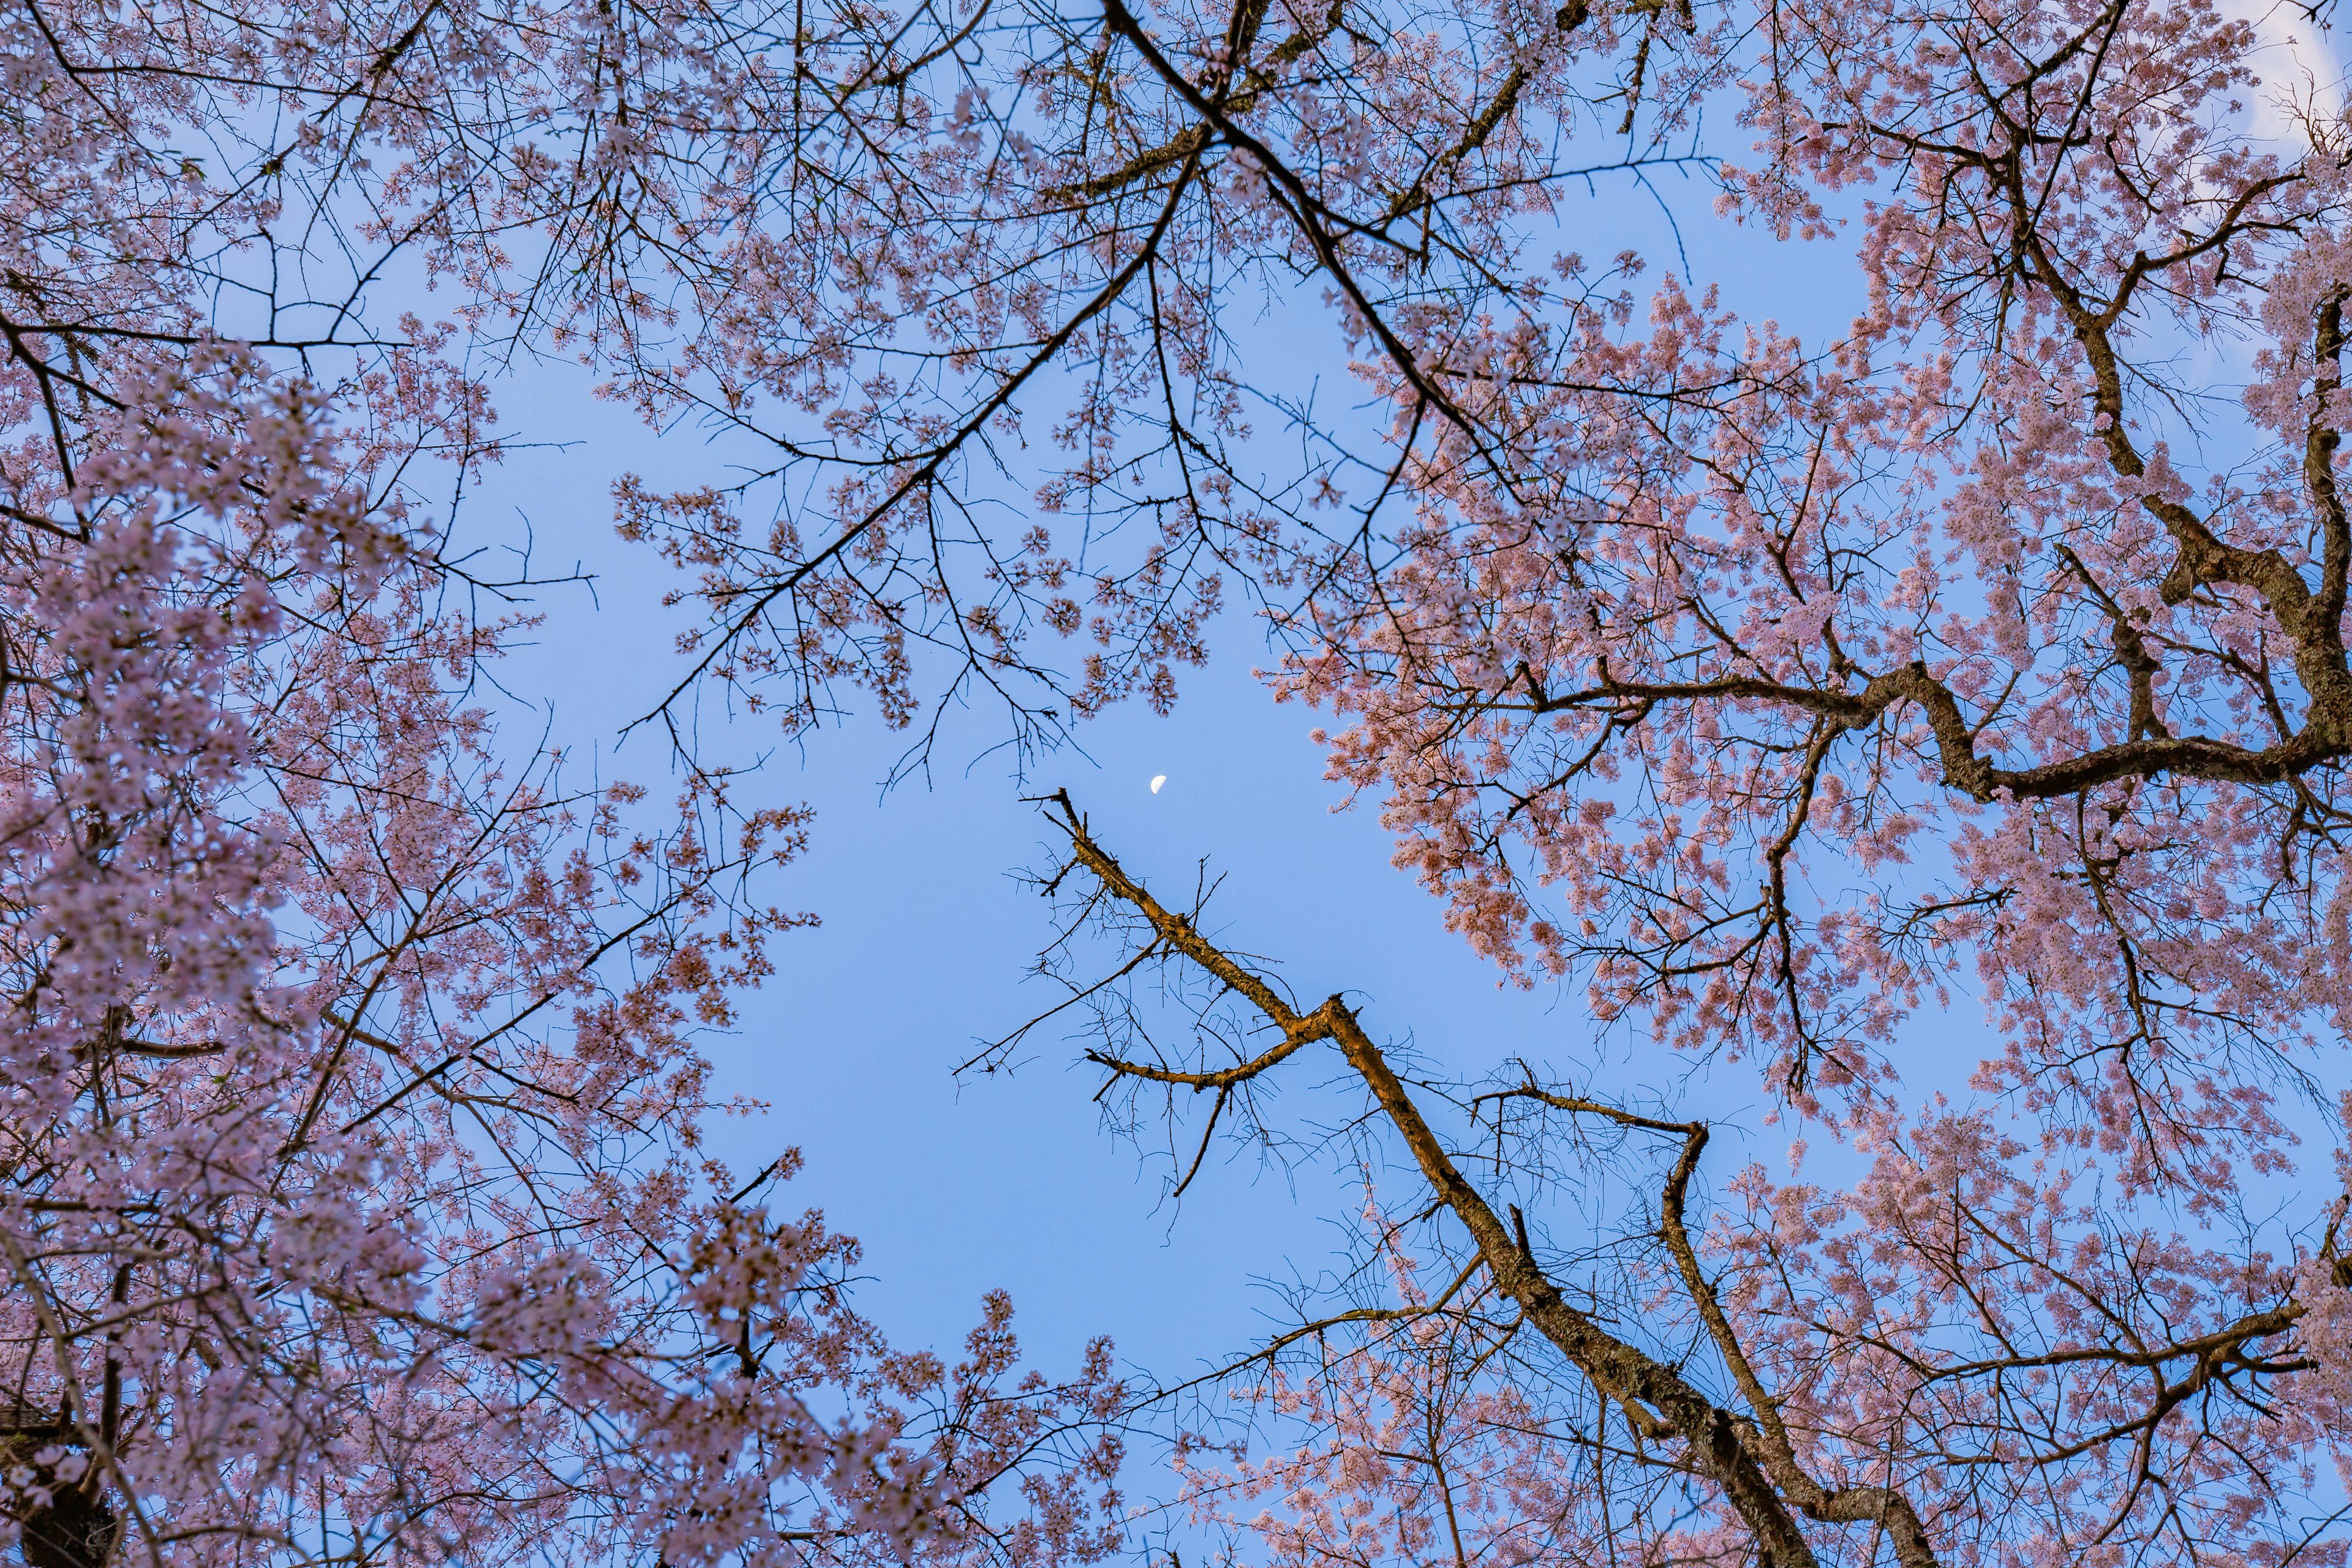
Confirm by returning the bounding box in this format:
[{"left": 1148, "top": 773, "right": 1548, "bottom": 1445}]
[{"left": 0, "top": 8, "right": 1127, "bottom": 1564}]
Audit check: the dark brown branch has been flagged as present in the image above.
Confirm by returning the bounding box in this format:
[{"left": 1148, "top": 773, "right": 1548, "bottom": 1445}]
[
  {"left": 1522, "top": 662, "right": 2351, "bottom": 802},
  {"left": 1042, "top": 795, "right": 1945, "bottom": 1568}
]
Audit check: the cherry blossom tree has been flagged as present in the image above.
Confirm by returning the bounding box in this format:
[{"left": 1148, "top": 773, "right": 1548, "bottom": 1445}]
[
  {"left": 574, "top": 0, "right": 2352, "bottom": 1550},
  {"left": 0, "top": 6, "right": 1128, "bottom": 1566},
  {"left": 15, "top": 0, "right": 2352, "bottom": 1560}
]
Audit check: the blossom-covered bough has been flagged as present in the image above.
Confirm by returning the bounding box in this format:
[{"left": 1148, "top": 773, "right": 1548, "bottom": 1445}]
[{"left": 1015, "top": 793, "right": 2351, "bottom": 1567}]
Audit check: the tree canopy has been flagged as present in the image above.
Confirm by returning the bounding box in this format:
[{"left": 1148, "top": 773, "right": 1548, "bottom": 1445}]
[{"left": 4, "top": 0, "right": 2351, "bottom": 1562}]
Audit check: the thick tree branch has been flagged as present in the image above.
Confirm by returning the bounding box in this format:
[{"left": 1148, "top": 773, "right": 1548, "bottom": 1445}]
[{"left": 1044, "top": 796, "right": 1947, "bottom": 1568}]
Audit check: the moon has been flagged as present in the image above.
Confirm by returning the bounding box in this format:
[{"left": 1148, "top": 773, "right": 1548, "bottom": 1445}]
[{"left": 1150, "top": 775, "right": 1167, "bottom": 794}]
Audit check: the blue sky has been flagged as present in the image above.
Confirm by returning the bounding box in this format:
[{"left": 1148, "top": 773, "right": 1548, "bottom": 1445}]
[
  {"left": 472, "top": 373, "right": 1654, "bottom": 1374},
  {"left": 444, "top": 151, "right": 1913, "bottom": 1408}
]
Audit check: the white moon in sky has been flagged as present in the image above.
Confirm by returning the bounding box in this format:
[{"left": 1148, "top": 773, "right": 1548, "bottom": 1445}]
[{"left": 1150, "top": 775, "right": 1167, "bottom": 794}]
